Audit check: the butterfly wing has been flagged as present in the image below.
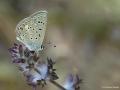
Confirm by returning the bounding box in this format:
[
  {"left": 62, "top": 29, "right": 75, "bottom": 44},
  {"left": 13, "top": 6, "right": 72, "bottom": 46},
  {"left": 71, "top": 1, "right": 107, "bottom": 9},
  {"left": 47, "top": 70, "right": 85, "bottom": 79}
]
[{"left": 16, "top": 11, "right": 47, "bottom": 51}]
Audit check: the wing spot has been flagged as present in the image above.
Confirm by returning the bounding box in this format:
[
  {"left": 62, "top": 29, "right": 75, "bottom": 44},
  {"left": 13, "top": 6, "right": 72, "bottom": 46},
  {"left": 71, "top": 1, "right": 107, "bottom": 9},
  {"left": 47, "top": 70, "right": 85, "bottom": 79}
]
[
  {"left": 38, "top": 21, "right": 40, "bottom": 23},
  {"left": 20, "top": 27, "right": 23, "bottom": 30},
  {"left": 35, "top": 38, "right": 37, "bottom": 39},
  {"left": 39, "top": 29, "right": 42, "bottom": 30},
  {"left": 31, "top": 38, "right": 33, "bottom": 39},
  {"left": 39, "top": 34, "right": 40, "bottom": 37}
]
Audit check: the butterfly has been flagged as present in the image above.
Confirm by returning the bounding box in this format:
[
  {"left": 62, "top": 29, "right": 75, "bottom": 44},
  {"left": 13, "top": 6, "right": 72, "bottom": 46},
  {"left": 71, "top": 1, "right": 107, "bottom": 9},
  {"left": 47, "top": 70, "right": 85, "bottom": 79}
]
[{"left": 16, "top": 10, "right": 47, "bottom": 52}]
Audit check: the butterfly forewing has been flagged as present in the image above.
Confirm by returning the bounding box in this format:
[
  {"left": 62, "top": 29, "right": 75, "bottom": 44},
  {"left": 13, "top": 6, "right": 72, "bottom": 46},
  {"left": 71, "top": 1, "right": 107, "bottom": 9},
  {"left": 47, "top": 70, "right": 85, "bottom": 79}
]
[
  {"left": 16, "top": 17, "right": 31, "bottom": 46},
  {"left": 16, "top": 11, "right": 47, "bottom": 51}
]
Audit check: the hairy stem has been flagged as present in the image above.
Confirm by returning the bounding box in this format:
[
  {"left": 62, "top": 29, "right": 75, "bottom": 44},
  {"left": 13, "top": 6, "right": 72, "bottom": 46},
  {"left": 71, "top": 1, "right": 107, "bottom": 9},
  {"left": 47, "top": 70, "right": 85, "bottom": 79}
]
[{"left": 50, "top": 80, "right": 66, "bottom": 90}]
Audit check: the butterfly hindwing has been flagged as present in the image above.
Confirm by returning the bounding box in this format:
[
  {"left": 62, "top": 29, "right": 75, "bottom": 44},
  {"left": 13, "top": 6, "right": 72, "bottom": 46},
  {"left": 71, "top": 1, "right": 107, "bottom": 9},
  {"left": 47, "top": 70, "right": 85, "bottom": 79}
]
[
  {"left": 29, "top": 11, "right": 47, "bottom": 50},
  {"left": 16, "top": 10, "right": 47, "bottom": 51}
]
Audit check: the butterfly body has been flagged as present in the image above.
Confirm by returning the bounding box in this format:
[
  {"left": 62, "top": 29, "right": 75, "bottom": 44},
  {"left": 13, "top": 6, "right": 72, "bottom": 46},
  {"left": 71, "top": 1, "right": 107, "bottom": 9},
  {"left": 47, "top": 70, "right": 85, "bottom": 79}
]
[{"left": 16, "top": 11, "right": 47, "bottom": 51}]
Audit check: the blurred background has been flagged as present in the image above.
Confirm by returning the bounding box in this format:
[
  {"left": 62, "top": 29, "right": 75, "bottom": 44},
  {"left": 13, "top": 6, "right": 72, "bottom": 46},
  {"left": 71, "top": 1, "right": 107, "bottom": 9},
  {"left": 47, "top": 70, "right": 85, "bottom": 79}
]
[{"left": 0, "top": 0, "right": 120, "bottom": 90}]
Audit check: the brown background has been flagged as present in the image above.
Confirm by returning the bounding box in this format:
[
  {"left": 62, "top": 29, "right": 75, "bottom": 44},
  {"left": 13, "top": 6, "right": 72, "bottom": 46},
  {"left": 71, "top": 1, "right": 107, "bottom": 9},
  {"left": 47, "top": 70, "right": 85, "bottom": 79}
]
[{"left": 0, "top": 0, "right": 120, "bottom": 90}]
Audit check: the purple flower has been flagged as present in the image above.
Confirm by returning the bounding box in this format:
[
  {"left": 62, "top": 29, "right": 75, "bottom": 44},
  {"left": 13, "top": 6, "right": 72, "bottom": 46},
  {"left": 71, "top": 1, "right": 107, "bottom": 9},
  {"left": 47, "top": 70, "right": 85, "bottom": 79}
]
[
  {"left": 64, "top": 74, "right": 74, "bottom": 90},
  {"left": 9, "top": 43, "right": 82, "bottom": 90},
  {"left": 36, "top": 64, "right": 48, "bottom": 79},
  {"left": 64, "top": 74, "right": 82, "bottom": 90},
  {"left": 26, "top": 64, "right": 48, "bottom": 87},
  {"left": 8, "top": 43, "right": 58, "bottom": 87}
]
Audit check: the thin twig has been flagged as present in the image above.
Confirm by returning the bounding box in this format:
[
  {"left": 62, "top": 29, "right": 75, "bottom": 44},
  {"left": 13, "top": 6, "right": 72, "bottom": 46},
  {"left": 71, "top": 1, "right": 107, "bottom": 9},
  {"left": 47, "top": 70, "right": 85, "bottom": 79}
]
[{"left": 50, "top": 80, "right": 66, "bottom": 90}]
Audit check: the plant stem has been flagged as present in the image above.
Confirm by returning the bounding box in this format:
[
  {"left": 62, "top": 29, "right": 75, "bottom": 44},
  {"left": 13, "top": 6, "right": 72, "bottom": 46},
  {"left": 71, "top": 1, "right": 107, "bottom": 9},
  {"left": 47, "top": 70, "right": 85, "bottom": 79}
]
[
  {"left": 50, "top": 80, "right": 66, "bottom": 90},
  {"left": 33, "top": 86, "right": 37, "bottom": 90}
]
